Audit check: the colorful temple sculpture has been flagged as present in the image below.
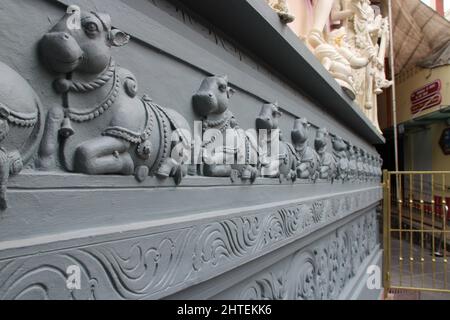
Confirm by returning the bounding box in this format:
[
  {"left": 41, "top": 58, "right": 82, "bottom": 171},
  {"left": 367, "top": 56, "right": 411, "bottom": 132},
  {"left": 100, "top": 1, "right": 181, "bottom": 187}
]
[{"left": 269, "top": 0, "right": 392, "bottom": 133}]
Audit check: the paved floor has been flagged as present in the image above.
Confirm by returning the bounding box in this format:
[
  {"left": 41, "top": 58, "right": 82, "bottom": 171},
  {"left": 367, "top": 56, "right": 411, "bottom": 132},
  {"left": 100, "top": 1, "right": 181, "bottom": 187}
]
[{"left": 389, "top": 238, "right": 450, "bottom": 300}]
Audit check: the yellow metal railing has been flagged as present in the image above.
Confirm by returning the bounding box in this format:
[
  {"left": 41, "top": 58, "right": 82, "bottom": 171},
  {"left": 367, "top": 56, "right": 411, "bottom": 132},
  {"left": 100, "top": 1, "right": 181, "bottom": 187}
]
[{"left": 383, "top": 170, "right": 450, "bottom": 298}]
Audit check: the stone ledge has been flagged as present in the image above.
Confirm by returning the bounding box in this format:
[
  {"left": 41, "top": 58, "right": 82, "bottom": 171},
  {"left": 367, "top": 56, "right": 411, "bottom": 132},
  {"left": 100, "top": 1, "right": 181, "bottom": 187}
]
[
  {"left": 9, "top": 170, "right": 381, "bottom": 189},
  {"left": 2, "top": 171, "right": 382, "bottom": 244}
]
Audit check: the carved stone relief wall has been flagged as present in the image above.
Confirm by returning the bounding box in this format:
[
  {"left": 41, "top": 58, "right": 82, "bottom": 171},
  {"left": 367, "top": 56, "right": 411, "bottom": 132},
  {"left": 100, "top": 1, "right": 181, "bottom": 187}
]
[
  {"left": 0, "top": 0, "right": 384, "bottom": 300},
  {"left": 0, "top": 187, "right": 381, "bottom": 300},
  {"left": 0, "top": 1, "right": 383, "bottom": 209},
  {"left": 215, "top": 209, "right": 379, "bottom": 300}
]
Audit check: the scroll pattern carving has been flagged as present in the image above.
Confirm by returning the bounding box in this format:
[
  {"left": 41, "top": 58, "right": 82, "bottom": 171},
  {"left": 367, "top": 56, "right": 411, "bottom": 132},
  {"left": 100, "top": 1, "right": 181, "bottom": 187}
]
[
  {"left": 234, "top": 210, "right": 379, "bottom": 300},
  {"left": 0, "top": 188, "right": 381, "bottom": 300}
]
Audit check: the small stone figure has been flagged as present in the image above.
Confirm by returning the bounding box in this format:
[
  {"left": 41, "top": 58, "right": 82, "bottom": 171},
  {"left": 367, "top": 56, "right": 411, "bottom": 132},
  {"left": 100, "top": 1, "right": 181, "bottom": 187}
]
[
  {"left": 332, "top": 135, "right": 350, "bottom": 181},
  {"left": 291, "top": 118, "right": 319, "bottom": 181},
  {"left": 347, "top": 143, "right": 358, "bottom": 182},
  {"left": 363, "top": 152, "right": 371, "bottom": 182},
  {"left": 314, "top": 128, "right": 336, "bottom": 181},
  {"left": 192, "top": 76, "right": 258, "bottom": 182},
  {"left": 256, "top": 103, "right": 297, "bottom": 182},
  {"left": 356, "top": 148, "right": 365, "bottom": 182},
  {"left": 377, "top": 156, "right": 383, "bottom": 180}
]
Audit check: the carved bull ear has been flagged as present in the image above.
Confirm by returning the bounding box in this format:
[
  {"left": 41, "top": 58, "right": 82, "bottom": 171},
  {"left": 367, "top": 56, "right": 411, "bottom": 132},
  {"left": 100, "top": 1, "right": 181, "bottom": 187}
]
[
  {"left": 273, "top": 108, "right": 282, "bottom": 118},
  {"left": 66, "top": 5, "right": 81, "bottom": 15},
  {"left": 227, "top": 87, "right": 235, "bottom": 99},
  {"left": 109, "top": 29, "right": 130, "bottom": 47}
]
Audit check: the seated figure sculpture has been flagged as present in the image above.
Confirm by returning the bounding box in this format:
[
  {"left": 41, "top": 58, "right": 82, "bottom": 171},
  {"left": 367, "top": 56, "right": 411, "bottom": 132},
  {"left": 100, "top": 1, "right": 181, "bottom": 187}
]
[
  {"left": 291, "top": 118, "right": 319, "bottom": 180},
  {"left": 347, "top": 143, "right": 358, "bottom": 182},
  {"left": 256, "top": 103, "right": 297, "bottom": 182},
  {"left": 192, "top": 76, "right": 258, "bottom": 182},
  {"left": 314, "top": 128, "right": 336, "bottom": 181},
  {"left": 38, "top": 6, "right": 191, "bottom": 184},
  {"left": 332, "top": 135, "right": 350, "bottom": 181},
  {"left": 356, "top": 148, "right": 366, "bottom": 181}
]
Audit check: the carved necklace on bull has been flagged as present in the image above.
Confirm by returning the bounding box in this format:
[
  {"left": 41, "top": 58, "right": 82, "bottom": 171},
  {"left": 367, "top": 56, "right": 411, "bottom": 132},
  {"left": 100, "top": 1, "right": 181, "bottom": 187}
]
[
  {"left": 53, "top": 59, "right": 166, "bottom": 165},
  {"left": 53, "top": 58, "right": 120, "bottom": 138},
  {"left": 201, "top": 110, "right": 237, "bottom": 149}
]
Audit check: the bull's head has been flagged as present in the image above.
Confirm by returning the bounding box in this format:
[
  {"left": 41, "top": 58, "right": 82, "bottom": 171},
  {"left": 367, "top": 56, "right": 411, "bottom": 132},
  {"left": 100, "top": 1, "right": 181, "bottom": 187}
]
[
  {"left": 291, "top": 117, "right": 310, "bottom": 144},
  {"left": 256, "top": 103, "right": 282, "bottom": 131},
  {"left": 331, "top": 135, "right": 347, "bottom": 152},
  {"left": 39, "top": 5, "right": 129, "bottom": 75},
  {"left": 314, "top": 128, "right": 329, "bottom": 154},
  {"left": 192, "top": 76, "right": 235, "bottom": 117},
  {"left": 348, "top": 143, "right": 356, "bottom": 158}
]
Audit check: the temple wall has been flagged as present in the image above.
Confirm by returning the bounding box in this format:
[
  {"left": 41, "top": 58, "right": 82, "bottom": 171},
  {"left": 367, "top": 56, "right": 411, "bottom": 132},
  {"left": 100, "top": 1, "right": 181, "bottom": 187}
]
[{"left": 0, "top": 0, "right": 383, "bottom": 300}]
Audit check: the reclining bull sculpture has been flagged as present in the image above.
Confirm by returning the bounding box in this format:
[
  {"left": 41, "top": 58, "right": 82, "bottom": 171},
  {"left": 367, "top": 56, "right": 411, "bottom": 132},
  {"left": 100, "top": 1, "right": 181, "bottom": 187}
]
[
  {"left": 256, "top": 103, "right": 297, "bottom": 182},
  {"left": 0, "top": 62, "right": 44, "bottom": 209},
  {"left": 347, "top": 143, "right": 358, "bottom": 181},
  {"left": 315, "top": 128, "right": 337, "bottom": 181},
  {"left": 38, "top": 6, "right": 190, "bottom": 184},
  {"left": 291, "top": 118, "right": 319, "bottom": 181},
  {"left": 192, "top": 75, "right": 258, "bottom": 182},
  {"left": 332, "top": 135, "right": 350, "bottom": 182}
]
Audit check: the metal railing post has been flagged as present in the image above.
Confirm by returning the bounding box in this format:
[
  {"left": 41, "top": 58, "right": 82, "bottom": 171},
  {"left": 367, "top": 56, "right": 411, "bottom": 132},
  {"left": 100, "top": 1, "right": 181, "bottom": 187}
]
[{"left": 383, "top": 170, "right": 391, "bottom": 299}]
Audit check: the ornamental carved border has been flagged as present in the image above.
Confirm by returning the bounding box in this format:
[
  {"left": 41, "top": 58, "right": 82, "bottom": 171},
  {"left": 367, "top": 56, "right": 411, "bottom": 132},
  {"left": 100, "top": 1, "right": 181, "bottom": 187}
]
[
  {"left": 235, "top": 210, "right": 379, "bottom": 300},
  {"left": 0, "top": 187, "right": 381, "bottom": 300}
]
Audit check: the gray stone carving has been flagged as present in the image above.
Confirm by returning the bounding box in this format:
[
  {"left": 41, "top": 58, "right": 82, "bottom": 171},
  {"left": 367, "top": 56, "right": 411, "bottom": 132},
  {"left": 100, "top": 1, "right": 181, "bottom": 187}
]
[
  {"left": 256, "top": 103, "right": 297, "bottom": 182},
  {"left": 347, "top": 143, "right": 358, "bottom": 182},
  {"left": 315, "top": 128, "right": 336, "bottom": 181},
  {"left": 356, "top": 148, "right": 365, "bottom": 182},
  {"left": 32, "top": 2, "right": 383, "bottom": 187},
  {"left": 230, "top": 210, "right": 379, "bottom": 300},
  {"left": 0, "top": 187, "right": 381, "bottom": 300},
  {"left": 0, "top": 0, "right": 385, "bottom": 302},
  {"left": 332, "top": 135, "right": 350, "bottom": 182},
  {"left": 0, "top": 62, "right": 44, "bottom": 210},
  {"left": 37, "top": 6, "right": 190, "bottom": 184},
  {"left": 377, "top": 156, "right": 383, "bottom": 180},
  {"left": 193, "top": 75, "right": 257, "bottom": 182},
  {"left": 291, "top": 118, "right": 319, "bottom": 181},
  {"left": 363, "top": 152, "right": 371, "bottom": 182}
]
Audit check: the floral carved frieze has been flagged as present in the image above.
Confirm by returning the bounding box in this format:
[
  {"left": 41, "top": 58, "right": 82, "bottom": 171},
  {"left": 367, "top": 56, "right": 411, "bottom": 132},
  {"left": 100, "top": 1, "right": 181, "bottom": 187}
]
[
  {"left": 0, "top": 187, "right": 381, "bottom": 300},
  {"left": 235, "top": 210, "right": 379, "bottom": 300}
]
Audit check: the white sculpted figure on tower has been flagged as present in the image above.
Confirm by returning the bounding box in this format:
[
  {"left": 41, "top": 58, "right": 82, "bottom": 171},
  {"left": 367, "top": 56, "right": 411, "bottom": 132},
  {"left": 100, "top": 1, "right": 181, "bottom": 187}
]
[
  {"left": 268, "top": 0, "right": 391, "bottom": 131},
  {"left": 349, "top": 0, "right": 391, "bottom": 132},
  {"left": 313, "top": 27, "right": 372, "bottom": 99}
]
